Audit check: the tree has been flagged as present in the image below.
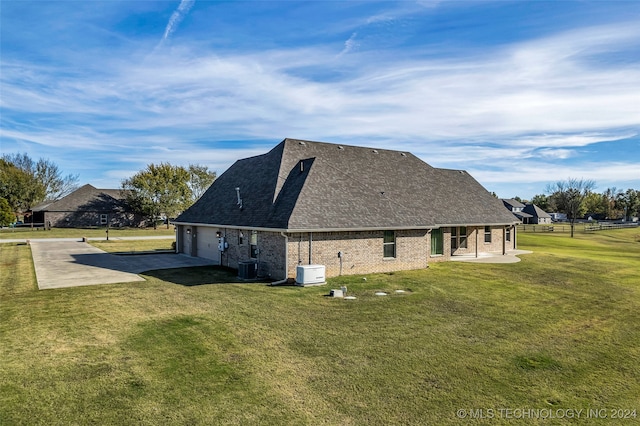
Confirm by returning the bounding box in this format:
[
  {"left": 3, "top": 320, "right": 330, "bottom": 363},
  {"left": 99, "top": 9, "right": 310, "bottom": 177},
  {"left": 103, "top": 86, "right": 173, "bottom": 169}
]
[
  {"left": 546, "top": 178, "right": 596, "bottom": 237},
  {"left": 0, "top": 198, "right": 14, "bottom": 226},
  {"left": 0, "top": 159, "right": 35, "bottom": 216},
  {"left": 122, "top": 163, "right": 192, "bottom": 229},
  {"left": 187, "top": 164, "right": 216, "bottom": 202},
  {"left": 583, "top": 192, "right": 606, "bottom": 218},
  {"left": 530, "top": 194, "right": 550, "bottom": 211},
  {"left": 0, "top": 154, "right": 79, "bottom": 220},
  {"left": 616, "top": 189, "right": 640, "bottom": 221},
  {"left": 602, "top": 187, "right": 622, "bottom": 219}
]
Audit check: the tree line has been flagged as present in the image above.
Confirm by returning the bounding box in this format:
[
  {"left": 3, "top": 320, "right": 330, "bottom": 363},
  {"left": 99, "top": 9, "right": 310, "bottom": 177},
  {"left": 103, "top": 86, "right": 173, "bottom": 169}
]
[
  {"left": 1, "top": 153, "right": 215, "bottom": 228},
  {"left": 511, "top": 178, "right": 640, "bottom": 238}
]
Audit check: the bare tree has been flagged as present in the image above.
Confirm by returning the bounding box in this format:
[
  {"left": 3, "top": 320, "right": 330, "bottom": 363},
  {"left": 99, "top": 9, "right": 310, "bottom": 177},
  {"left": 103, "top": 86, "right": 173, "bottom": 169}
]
[{"left": 546, "top": 178, "right": 596, "bottom": 237}]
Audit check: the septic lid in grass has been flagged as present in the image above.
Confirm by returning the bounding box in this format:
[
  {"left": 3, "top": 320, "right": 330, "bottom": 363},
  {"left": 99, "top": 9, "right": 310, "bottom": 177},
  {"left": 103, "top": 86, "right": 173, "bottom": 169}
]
[
  {"left": 374, "top": 292, "right": 387, "bottom": 296},
  {"left": 344, "top": 296, "right": 357, "bottom": 300},
  {"left": 395, "top": 290, "right": 405, "bottom": 293}
]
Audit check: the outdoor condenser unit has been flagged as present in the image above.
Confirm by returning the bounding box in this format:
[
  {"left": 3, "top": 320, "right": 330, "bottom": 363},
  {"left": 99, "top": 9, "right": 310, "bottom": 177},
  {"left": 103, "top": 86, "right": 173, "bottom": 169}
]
[
  {"left": 296, "top": 264, "right": 326, "bottom": 286},
  {"left": 238, "top": 261, "right": 258, "bottom": 279}
]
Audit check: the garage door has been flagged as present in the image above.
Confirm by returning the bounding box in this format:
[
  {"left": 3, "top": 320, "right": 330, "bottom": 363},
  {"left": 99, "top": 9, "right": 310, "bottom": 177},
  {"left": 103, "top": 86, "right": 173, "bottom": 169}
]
[{"left": 196, "top": 227, "right": 220, "bottom": 264}]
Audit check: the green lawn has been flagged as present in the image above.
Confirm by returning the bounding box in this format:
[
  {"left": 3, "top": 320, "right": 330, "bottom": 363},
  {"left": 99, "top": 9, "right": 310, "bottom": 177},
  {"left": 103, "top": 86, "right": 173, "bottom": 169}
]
[
  {"left": 0, "top": 227, "right": 175, "bottom": 240},
  {"left": 1, "top": 230, "right": 639, "bottom": 425},
  {"left": 89, "top": 239, "right": 175, "bottom": 253}
]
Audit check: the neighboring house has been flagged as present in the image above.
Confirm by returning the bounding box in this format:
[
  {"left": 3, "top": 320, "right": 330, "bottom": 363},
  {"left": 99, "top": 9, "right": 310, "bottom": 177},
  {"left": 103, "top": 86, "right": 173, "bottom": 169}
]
[
  {"left": 174, "top": 139, "right": 520, "bottom": 280},
  {"left": 29, "top": 184, "right": 140, "bottom": 228},
  {"left": 549, "top": 212, "right": 567, "bottom": 221},
  {"left": 502, "top": 199, "right": 533, "bottom": 223},
  {"left": 522, "top": 204, "right": 552, "bottom": 224}
]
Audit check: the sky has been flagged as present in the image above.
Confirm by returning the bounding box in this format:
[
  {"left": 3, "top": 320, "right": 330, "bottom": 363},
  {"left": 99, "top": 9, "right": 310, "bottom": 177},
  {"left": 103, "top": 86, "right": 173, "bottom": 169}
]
[{"left": 1, "top": 0, "right": 639, "bottom": 200}]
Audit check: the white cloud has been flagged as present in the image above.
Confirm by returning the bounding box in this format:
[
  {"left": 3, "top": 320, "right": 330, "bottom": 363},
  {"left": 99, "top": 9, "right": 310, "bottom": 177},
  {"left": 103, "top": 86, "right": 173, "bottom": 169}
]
[
  {"left": 338, "top": 33, "right": 359, "bottom": 56},
  {"left": 162, "top": 0, "right": 195, "bottom": 42},
  {"left": 2, "top": 17, "right": 639, "bottom": 192}
]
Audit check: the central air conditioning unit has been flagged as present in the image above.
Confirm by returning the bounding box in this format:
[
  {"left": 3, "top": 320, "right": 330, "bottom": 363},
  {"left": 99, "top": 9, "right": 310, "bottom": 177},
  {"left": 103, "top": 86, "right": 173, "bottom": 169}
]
[
  {"left": 238, "top": 261, "right": 258, "bottom": 279},
  {"left": 296, "top": 264, "right": 326, "bottom": 286}
]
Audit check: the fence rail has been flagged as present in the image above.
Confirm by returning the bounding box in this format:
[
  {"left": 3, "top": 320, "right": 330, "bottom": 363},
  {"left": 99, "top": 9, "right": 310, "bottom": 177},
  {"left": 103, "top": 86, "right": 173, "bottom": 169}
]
[
  {"left": 584, "top": 222, "right": 639, "bottom": 231},
  {"left": 519, "top": 222, "right": 638, "bottom": 233}
]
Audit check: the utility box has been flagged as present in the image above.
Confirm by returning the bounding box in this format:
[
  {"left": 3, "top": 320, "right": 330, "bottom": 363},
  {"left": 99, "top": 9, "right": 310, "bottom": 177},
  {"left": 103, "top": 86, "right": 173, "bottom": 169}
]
[
  {"left": 238, "top": 261, "right": 258, "bottom": 279},
  {"left": 296, "top": 264, "right": 326, "bottom": 286}
]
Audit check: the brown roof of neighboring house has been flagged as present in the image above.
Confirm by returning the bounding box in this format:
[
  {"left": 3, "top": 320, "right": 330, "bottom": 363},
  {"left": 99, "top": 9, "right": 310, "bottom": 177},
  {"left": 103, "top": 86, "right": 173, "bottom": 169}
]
[
  {"left": 31, "top": 184, "right": 125, "bottom": 212},
  {"left": 175, "top": 138, "right": 519, "bottom": 231}
]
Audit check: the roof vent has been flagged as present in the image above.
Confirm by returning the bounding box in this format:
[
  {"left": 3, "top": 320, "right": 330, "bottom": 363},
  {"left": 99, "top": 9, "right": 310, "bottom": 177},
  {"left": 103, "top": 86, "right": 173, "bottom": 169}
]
[
  {"left": 459, "top": 170, "right": 465, "bottom": 174},
  {"left": 372, "top": 149, "right": 378, "bottom": 154},
  {"left": 299, "top": 141, "right": 306, "bottom": 146},
  {"left": 300, "top": 160, "right": 304, "bottom": 172},
  {"left": 338, "top": 145, "right": 344, "bottom": 150},
  {"left": 400, "top": 152, "right": 407, "bottom": 157},
  {"left": 235, "top": 187, "right": 243, "bottom": 209}
]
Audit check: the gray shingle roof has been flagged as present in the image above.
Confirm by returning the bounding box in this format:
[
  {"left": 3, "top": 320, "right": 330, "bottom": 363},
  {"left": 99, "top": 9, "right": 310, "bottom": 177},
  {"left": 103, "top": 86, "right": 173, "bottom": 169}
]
[
  {"left": 523, "top": 203, "right": 551, "bottom": 218},
  {"left": 31, "top": 184, "right": 126, "bottom": 213},
  {"left": 175, "top": 138, "right": 518, "bottom": 230},
  {"left": 502, "top": 198, "right": 526, "bottom": 209}
]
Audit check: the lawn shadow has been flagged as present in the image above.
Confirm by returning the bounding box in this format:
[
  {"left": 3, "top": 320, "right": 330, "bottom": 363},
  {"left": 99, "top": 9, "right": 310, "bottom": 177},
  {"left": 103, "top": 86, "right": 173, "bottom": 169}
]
[{"left": 142, "top": 265, "right": 264, "bottom": 286}]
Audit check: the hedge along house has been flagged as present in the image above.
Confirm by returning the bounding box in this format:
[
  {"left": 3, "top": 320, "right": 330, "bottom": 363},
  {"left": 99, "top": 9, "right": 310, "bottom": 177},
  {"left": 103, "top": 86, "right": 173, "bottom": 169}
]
[{"left": 173, "top": 139, "right": 520, "bottom": 280}]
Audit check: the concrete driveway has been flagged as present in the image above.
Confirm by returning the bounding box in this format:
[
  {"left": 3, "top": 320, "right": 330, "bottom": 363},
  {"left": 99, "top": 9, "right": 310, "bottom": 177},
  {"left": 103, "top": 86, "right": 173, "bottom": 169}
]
[{"left": 30, "top": 240, "right": 216, "bottom": 290}]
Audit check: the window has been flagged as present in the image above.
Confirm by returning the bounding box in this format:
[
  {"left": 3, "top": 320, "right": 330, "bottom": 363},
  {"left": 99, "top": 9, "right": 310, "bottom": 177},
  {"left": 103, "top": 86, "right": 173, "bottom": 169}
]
[
  {"left": 450, "top": 227, "right": 467, "bottom": 250},
  {"left": 484, "top": 226, "right": 492, "bottom": 243},
  {"left": 459, "top": 227, "right": 467, "bottom": 248},
  {"left": 431, "top": 229, "right": 443, "bottom": 255},
  {"left": 451, "top": 227, "right": 458, "bottom": 249},
  {"left": 383, "top": 230, "right": 396, "bottom": 258},
  {"left": 506, "top": 227, "right": 511, "bottom": 242},
  {"left": 249, "top": 230, "right": 258, "bottom": 258},
  {"left": 100, "top": 214, "right": 108, "bottom": 225}
]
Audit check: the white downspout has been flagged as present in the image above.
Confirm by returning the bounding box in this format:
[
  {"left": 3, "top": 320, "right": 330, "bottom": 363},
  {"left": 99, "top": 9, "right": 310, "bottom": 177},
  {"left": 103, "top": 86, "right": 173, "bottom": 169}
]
[{"left": 271, "top": 232, "right": 289, "bottom": 285}]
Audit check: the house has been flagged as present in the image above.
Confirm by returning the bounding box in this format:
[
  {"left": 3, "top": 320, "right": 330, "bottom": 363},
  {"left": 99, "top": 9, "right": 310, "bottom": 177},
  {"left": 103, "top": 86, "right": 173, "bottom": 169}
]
[
  {"left": 502, "top": 199, "right": 533, "bottom": 223},
  {"left": 29, "top": 184, "right": 140, "bottom": 228},
  {"left": 548, "top": 212, "right": 567, "bottom": 222},
  {"left": 523, "top": 204, "right": 552, "bottom": 224},
  {"left": 174, "top": 139, "right": 520, "bottom": 280}
]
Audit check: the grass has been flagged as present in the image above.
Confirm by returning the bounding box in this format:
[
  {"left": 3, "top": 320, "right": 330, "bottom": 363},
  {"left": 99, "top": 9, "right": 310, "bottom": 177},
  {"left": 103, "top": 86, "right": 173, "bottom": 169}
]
[
  {"left": 1, "top": 230, "right": 639, "bottom": 425},
  {"left": 0, "top": 227, "right": 175, "bottom": 240},
  {"left": 89, "top": 239, "right": 175, "bottom": 253}
]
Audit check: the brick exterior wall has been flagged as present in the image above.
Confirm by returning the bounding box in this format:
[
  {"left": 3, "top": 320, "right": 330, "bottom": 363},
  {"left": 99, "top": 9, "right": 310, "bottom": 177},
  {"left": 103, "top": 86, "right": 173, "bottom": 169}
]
[
  {"left": 177, "top": 225, "right": 517, "bottom": 280},
  {"left": 286, "top": 230, "right": 429, "bottom": 278},
  {"left": 44, "top": 211, "right": 141, "bottom": 228}
]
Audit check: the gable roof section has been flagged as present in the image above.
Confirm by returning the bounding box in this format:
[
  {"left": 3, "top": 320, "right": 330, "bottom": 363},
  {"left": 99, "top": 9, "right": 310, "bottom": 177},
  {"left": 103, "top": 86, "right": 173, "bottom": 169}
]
[
  {"left": 176, "top": 138, "right": 518, "bottom": 231},
  {"left": 31, "top": 184, "right": 126, "bottom": 212},
  {"left": 502, "top": 198, "right": 526, "bottom": 209},
  {"left": 523, "top": 203, "right": 551, "bottom": 219}
]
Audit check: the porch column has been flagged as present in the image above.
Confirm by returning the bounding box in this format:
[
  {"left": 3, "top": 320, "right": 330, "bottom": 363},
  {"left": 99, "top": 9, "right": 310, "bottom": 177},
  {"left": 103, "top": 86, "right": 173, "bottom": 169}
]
[
  {"left": 502, "top": 226, "right": 506, "bottom": 255},
  {"left": 475, "top": 227, "right": 478, "bottom": 258}
]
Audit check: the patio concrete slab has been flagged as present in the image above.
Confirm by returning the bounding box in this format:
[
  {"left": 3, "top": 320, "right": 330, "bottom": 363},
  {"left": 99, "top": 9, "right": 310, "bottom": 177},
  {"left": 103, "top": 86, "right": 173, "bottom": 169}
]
[
  {"left": 30, "top": 240, "right": 216, "bottom": 290},
  {"left": 450, "top": 249, "right": 533, "bottom": 264}
]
